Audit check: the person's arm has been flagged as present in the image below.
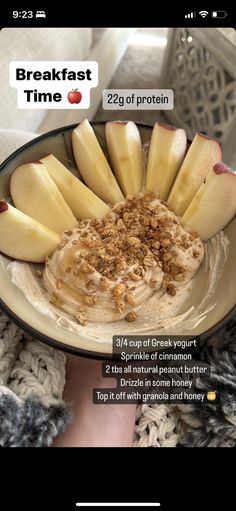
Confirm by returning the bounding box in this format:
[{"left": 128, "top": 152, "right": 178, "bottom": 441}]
[{"left": 54, "top": 355, "right": 136, "bottom": 447}]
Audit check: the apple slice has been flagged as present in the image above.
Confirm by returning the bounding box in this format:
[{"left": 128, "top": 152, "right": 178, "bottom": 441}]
[
  {"left": 10, "top": 161, "right": 78, "bottom": 234},
  {"left": 145, "top": 123, "right": 187, "bottom": 200},
  {"left": 0, "top": 201, "right": 60, "bottom": 262},
  {"left": 167, "top": 133, "right": 222, "bottom": 215},
  {"left": 181, "top": 162, "right": 236, "bottom": 240},
  {"left": 105, "top": 121, "right": 144, "bottom": 196},
  {"left": 41, "top": 154, "right": 110, "bottom": 220},
  {"left": 72, "top": 119, "right": 124, "bottom": 205}
]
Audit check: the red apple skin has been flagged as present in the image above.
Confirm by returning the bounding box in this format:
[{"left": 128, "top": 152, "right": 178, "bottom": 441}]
[
  {"left": 198, "top": 133, "right": 222, "bottom": 144},
  {"left": 0, "top": 201, "right": 8, "bottom": 213},
  {"left": 213, "top": 162, "right": 235, "bottom": 175},
  {"left": 159, "top": 123, "right": 177, "bottom": 131},
  {"left": 26, "top": 160, "right": 43, "bottom": 165},
  {"left": 67, "top": 91, "right": 82, "bottom": 104},
  {"left": 112, "top": 121, "right": 177, "bottom": 130},
  {"left": 111, "top": 121, "right": 129, "bottom": 125}
]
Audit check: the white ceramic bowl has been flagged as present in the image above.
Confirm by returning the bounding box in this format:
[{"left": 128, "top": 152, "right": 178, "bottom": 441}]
[{"left": 0, "top": 123, "right": 235, "bottom": 358}]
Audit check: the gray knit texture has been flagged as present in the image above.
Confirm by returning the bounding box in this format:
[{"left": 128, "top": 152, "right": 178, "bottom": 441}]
[
  {"left": 178, "top": 317, "right": 236, "bottom": 447},
  {"left": 0, "top": 392, "right": 70, "bottom": 447},
  {"left": 0, "top": 309, "right": 71, "bottom": 447},
  {"left": 0, "top": 310, "right": 235, "bottom": 447}
]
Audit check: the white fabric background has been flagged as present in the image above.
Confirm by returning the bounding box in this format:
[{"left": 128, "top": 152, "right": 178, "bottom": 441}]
[{"left": 0, "top": 129, "right": 37, "bottom": 164}]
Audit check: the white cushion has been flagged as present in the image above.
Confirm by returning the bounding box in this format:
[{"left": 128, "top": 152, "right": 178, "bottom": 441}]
[
  {"left": 0, "top": 129, "right": 37, "bottom": 164},
  {"left": 38, "top": 28, "right": 135, "bottom": 133}
]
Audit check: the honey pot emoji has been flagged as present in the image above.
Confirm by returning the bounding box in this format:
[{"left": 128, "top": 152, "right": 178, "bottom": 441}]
[{"left": 207, "top": 391, "right": 217, "bottom": 401}]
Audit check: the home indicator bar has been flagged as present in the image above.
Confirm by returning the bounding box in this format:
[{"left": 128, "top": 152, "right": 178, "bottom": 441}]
[{"left": 76, "top": 504, "right": 161, "bottom": 508}]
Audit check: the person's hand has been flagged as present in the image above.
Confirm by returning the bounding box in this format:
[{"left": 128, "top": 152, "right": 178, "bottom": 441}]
[{"left": 53, "top": 354, "right": 136, "bottom": 447}]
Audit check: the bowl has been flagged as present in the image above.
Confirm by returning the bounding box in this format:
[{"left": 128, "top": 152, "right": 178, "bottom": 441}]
[{"left": 0, "top": 122, "right": 235, "bottom": 359}]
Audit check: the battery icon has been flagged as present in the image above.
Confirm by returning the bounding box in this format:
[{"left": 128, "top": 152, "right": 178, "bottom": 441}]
[{"left": 211, "top": 10, "right": 227, "bottom": 18}]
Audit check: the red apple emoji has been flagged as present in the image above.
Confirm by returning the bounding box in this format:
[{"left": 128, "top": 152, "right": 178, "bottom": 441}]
[{"left": 67, "top": 89, "right": 82, "bottom": 104}]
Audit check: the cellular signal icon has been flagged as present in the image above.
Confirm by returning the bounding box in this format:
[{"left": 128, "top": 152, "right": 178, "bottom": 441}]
[
  {"left": 185, "top": 12, "right": 196, "bottom": 18},
  {"left": 199, "top": 10, "right": 209, "bottom": 17}
]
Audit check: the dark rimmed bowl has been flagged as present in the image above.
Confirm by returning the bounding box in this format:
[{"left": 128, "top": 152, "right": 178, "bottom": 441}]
[{"left": 0, "top": 122, "right": 235, "bottom": 359}]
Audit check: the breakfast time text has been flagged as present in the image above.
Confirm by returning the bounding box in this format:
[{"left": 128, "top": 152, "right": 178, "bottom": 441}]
[{"left": 9, "top": 61, "right": 98, "bottom": 108}]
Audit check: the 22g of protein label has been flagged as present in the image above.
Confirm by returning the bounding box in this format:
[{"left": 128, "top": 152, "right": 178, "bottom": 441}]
[{"left": 103, "top": 89, "right": 174, "bottom": 110}]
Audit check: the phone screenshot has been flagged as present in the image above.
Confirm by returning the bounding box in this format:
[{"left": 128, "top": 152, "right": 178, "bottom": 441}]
[{"left": 0, "top": 7, "right": 235, "bottom": 510}]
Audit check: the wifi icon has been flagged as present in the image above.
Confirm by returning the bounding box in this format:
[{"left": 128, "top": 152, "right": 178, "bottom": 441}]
[{"left": 199, "top": 10, "right": 209, "bottom": 17}]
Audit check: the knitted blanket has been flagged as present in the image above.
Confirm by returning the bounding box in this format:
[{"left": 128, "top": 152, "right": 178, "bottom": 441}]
[{"left": 1, "top": 309, "right": 236, "bottom": 447}]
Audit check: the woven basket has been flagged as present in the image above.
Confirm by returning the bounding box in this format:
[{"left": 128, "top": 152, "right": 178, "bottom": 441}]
[{"left": 161, "top": 28, "right": 236, "bottom": 166}]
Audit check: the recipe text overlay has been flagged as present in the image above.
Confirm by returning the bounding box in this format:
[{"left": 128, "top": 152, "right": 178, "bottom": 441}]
[
  {"left": 9, "top": 61, "right": 98, "bottom": 108},
  {"left": 93, "top": 336, "right": 216, "bottom": 404},
  {"left": 103, "top": 89, "right": 174, "bottom": 110}
]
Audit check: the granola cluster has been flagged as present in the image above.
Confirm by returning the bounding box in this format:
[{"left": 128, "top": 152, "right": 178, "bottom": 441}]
[
  {"left": 43, "top": 192, "right": 204, "bottom": 326},
  {"left": 74, "top": 192, "right": 199, "bottom": 286}
]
